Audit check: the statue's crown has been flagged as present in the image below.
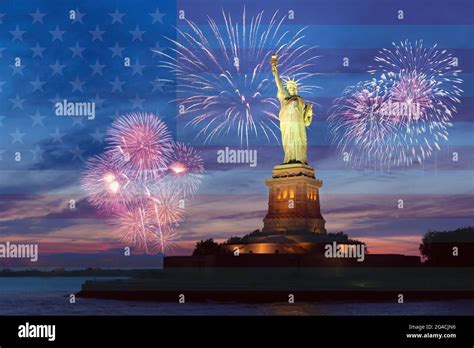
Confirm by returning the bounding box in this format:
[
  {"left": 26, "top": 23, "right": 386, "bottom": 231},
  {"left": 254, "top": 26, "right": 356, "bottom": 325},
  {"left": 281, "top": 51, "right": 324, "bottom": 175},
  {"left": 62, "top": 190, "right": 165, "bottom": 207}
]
[{"left": 284, "top": 78, "right": 298, "bottom": 89}]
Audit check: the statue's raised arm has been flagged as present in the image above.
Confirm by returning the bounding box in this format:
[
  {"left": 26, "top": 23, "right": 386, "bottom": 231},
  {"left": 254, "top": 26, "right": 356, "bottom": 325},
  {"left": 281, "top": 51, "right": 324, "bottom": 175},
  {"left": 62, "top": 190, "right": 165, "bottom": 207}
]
[{"left": 271, "top": 54, "right": 287, "bottom": 101}]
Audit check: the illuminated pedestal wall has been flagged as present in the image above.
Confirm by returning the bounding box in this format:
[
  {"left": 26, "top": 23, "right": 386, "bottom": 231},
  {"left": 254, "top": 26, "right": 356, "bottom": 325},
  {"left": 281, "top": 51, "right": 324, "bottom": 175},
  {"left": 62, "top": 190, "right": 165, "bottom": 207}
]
[{"left": 262, "top": 163, "right": 326, "bottom": 235}]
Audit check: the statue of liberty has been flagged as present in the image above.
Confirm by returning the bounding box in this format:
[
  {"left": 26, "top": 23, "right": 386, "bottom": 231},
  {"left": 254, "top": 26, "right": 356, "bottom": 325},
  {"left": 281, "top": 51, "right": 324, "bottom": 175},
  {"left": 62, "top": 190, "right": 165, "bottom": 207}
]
[{"left": 271, "top": 53, "right": 313, "bottom": 164}]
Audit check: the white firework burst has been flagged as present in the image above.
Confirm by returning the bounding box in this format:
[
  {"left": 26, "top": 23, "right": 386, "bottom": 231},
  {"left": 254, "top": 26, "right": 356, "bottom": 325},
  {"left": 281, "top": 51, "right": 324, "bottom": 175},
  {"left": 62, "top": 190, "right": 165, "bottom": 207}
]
[{"left": 156, "top": 8, "right": 320, "bottom": 146}]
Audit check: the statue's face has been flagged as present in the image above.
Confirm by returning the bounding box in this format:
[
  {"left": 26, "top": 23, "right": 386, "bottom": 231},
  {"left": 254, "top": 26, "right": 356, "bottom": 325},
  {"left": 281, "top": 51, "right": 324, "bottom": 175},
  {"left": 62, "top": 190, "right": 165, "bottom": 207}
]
[{"left": 287, "top": 84, "right": 298, "bottom": 96}]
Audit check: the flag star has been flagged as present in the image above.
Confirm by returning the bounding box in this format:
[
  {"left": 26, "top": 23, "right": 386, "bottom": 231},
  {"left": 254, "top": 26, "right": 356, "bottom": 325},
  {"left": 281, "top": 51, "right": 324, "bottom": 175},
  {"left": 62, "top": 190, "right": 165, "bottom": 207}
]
[
  {"left": 109, "top": 42, "right": 125, "bottom": 58},
  {"left": 30, "top": 145, "right": 44, "bottom": 161},
  {"left": 0, "top": 81, "right": 5, "bottom": 93},
  {"left": 129, "top": 25, "right": 145, "bottom": 42},
  {"left": 49, "top": 60, "right": 66, "bottom": 76},
  {"left": 31, "top": 42, "right": 46, "bottom": 58},
  {"left": 0, "top": 115, "right": 5, "bottom": 126},
  {"left": 150, "top": 78, "right": 164, "bottom": 93},
  {"left": 30, "top": 110, "right": 46, "bottom": 126},
  {"left": 10, "top": 128, "right": 26, "bottom": 144},
  {"left": 129, "top": 93, "right": 145, "bottom": 110},
  {"left": 110, "top": 76, "right": 125, "bottom": 93},
  {"left": 30, "top": 76, "right": 46, "bottom": 92},
  {"left": 72, "top": 8, "right": 86, "bottom": 24},
  {"left": 69, "top": 42, "right": 85, "bottom": 58},
  {"left": 90, "top": 60, "right": 105, "bottom": 76},
  {"left": 0, "top": 13, "right": 5, "bottom": 24},
  {"left": 70, "top": 76, "right": 85, "bottom": 93},
  {"left": 89, "top": 25, "right": 105, "bottom": 42},
  {"left": 90, "top": 128, "right": 105, "bottom": 143},
  {"left": 49, "top": 93, "right": 62, "bottom": 108},
  {"left": 10, "top": 25, "right": 25, "bottom": 42},
  {"left": 70, "top": 145, "right": 85, "bottom": 161},
  {"left": 92, "top": 93, "right": 105, "bottom": 110},
  {"left": 10, "top": 94, "right": 25, "bottom": 110},
  {"left": 72, "top": 117, "right": 84, "bottom": 127},
  {"left": 49, "top": 25, "right": 65, "bottom": 42},
  {"left": 149, "top": 8, "right": 165, "bottom": 24},
  {"left": 50, "top": 128, "right": 64, "bottom": 144},
  {"left": 10, "top": 64, "right": 25, "bottom": 76},
  {"left": 109, "top": 109, "right": 120, "bottom": 120},
  {"left": 109, "top": 8, "right": 125, "bottom": 24},
  {"left": 151, "top": 41, "right": 162, "bottom": 58},
  {"left": 131, "top": 59, "right": 145, "bottom": 76},
  {"left": 30, "top": 8, "right": 46, "bottom": 24}
]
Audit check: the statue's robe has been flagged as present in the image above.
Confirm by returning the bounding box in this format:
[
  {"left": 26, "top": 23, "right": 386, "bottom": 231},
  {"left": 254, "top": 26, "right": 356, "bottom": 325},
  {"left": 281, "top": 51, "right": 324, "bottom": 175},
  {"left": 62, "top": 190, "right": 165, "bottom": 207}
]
[{"left": 277, "top": 92, "right": 310, "bottom": 164}]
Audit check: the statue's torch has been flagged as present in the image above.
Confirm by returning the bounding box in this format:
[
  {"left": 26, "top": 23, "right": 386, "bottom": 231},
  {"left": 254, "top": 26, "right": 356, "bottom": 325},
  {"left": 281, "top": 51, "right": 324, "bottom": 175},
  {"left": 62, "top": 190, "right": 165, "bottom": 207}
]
[{"left": 270, "top": 53, "right": 278, "bottom": 68}]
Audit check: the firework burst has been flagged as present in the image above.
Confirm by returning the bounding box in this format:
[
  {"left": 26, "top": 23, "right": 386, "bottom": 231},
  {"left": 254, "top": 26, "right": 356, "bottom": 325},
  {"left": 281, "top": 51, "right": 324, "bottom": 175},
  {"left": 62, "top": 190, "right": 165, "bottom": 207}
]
[
  {"left": 165, "top": 142, "right": 204, "bottom": 196},
  {"left": 329, "top": 40, "right": 463, "bottom": 167},
  {"left": 107, "top": 112, "right": 173, "bottom": 181},
  {"left": 81, "top": 152, "right": 139, "bottom": 212},
  {"left": 157, "top": 8, "right": 320, "bottom": 146},
  {"left": 328, "top": 79, "right": 397, "bottom": 167},
  {"left": 82, "top": 112, "right": 204, "bottom": 254}
]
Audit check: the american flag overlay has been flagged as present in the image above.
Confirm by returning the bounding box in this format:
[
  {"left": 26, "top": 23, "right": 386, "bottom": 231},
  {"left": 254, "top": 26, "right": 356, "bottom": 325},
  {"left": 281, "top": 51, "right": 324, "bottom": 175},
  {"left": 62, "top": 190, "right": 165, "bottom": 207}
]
[{"left": 0, "top": 0, "right": 472, "bottom": 267}]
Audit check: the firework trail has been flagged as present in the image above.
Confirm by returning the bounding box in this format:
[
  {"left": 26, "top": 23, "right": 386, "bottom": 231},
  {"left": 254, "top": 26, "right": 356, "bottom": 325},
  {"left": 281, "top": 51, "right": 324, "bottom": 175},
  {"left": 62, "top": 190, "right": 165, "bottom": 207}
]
[
  {"left": 114, "top": 197, "right": 181, "bottom": 254},
  {"left": 113, "top": 185, "right": 185, "bottom": 254},
  {"left": 150, "top": 185, "right": 186, "bottom": 226},
  {"left": 329, "top": 40, "right": 463, "bottom": 167},
  {"left": 157, "top": 8, "right": 320, "bottom": 146},
  {"left": 107, "top": 112, "right": 173, "bottom": 181},
  {"left": 146, "top": 142, "right": 202, "bottom": 252},
  {"left": 113, "top": 204, "right": 159, "bottom": 254},
  {"left": 146, "top": 182, "right": 186, "bottom": 253},
  {"left": 152, "top": 225, "right": 179, "bottom": 253}
]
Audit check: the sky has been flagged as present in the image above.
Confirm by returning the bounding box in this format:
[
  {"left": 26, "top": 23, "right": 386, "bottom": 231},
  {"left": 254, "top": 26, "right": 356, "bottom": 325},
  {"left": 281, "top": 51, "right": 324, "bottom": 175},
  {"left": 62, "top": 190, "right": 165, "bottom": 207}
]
[{"left": 0, "top": 0, "right": 473, "bottom": 267}]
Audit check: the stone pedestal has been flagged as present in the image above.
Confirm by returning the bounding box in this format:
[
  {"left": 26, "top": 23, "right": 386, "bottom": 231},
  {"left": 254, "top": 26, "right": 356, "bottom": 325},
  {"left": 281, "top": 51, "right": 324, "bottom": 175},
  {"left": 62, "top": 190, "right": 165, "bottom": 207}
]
[{"left": 262, "top": 163, "right": 326, "bottom": 235}]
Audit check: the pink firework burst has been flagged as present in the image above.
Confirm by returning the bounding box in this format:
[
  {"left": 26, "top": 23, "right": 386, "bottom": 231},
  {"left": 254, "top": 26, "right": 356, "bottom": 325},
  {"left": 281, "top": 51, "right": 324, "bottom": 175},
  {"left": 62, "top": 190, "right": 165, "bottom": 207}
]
[
  {"left": 328, "top": 79, "right": 397, "bottom": 167},
  {"left": 329, "top": 40, "right": 462, "bottom": 168},
  {"left": 81, "top": 152, "right": 139, "bottom": 213},
  {"left": 388, "top": 71, "right": 434, "bottom": 123},
  {"left": 166, "top": 142, "right": 204, "bottom": 196},
  {"left": 107, "top": 112, "right": 173, "bottom": 181},
  {"left": 82, "top": 112, "right": 205, "bottom": 254}
]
